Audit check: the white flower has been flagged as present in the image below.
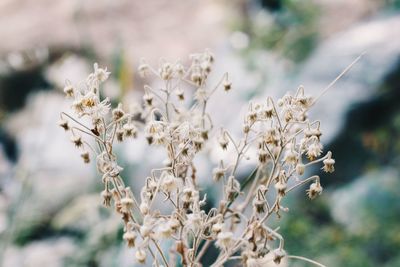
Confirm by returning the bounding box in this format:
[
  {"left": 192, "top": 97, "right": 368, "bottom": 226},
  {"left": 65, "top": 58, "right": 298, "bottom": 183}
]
[
  {"left": 218, "top": 131, "right": 229, "bottom": 150},
  {"left": 71, "top": 135, "right": 83, "bottom": 147},
  {"left": 322, "top": 151, "right": 335, "bottom": 173},
  {"left": 108, "top": 161, "right": 123, "bottom": 177},
  {"left": 306, "top": 141, "right": 323, "bottom": 160},
  {"left": 71, "top": 98, "right": 84, "bottom": 116},
  {"left": 135, "top": 249, "right": 146, "bottom": 264},
  {"left": 89, "top": 97, "right": 111, "bottom": 122},
  {"left": 283, "top": 148, "right": 297, "bottom": 164},
  {"left": 174, "top": 62, "right": 185, "bottom": 76},
  {"left": 216, "top": 230, "right": 234, "bottom": 251},
  {"left": 225, "top": 176, "right": 241, "bottom": 201},
  {"left": 194, "top": 88, "right": 207, "bottom": 102},
  {"left": 139, "top": 202, "right": 149, "bottom": 215},
  {"left": 138, "top": 59, "right": 149, "bottom": 77},
  {"left": 272, "top": 248, "right": 286, "bottom": 264},
  {"left": 307, "top": 181, "right": 323, "bottom": 199},
  {"left": 123, "top": 122, "right": 137, "bottom": 138},
  {"left": 81, "top": 91, "right": 99, "bottom": 109},
  {"left": 59, "top": 50, "right": 338, "bottom": 266},
  {"left": 161, "top": 173, "right": 178, "bottom": 192},
  {"left": 140, "top": 215, "right": 154, "bottom": 237},
  {"left": 186, "top": 212, "right": 203, "bottom": 231},
  {"left": 63, "top": 80, "right": 74, "bottom": 97},
  {"left": 93, "top": 63, "right": 110, "bottom": 82},
  {"left": 156, "top": 220, "right": 174, "bottom": 239},
  {"left": 296, "top": 163, "right": 305, "bottom": 175},
  {"left": 211, "top": 222, "right": 223, "bottom": 235},
  {"left": 275, "top": 180, "right": 287, "bottom": 196},
  {"left": 120, "top": 196, "right": 134, "bottom": 213},
  {"left": 123, "top": 231, "right": 137, "bottom": 248},
  {"left": 159, "top": 62, "right": 173, "bottom": 80}
]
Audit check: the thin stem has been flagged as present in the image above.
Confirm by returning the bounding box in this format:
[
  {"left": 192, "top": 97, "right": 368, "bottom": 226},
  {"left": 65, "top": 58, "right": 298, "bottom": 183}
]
[
  {"left": 164, "top": 81, "right": 171, "bottom": 121},
  {"left": 286, "top": 175, "right": 319, "bottom": 193},
  {"left": 145, "top": 85, "right": 166, "bottom": 105},
  {"left": 287, "top": 255, "right": 326, "bottom": 267},
  {"left": 71, "top": 127, "right": 104, "bottom": 143},
  {"left": 153, "top": 239, "right": 170, "bottom": 267},
  {"left": 61, "top": 112, "right": 92, "bottom": 132},
  {"left": 227, "top": 256, "right": 242, "bottom": 261},
  {"left": 283, "top": 120, "right": 320, "bottom": 146},
  {"left": 265, "top": 225, "right": 284, "bottom": 249},
  {"left": 207, "top": 72, "right": 228, "bottom": 99},
  {"left": 195, "top": 240, "right": 212, "bottom": 263},
  {"left": 224, "top": 130, "right": 240, "bottom": 154},
  {"left": 236, "top": 167, "right": 260, "bottom": 212},
  {"left": 265, "top": 148, "right": 283, "bottom": 189},
  {"left": 312, "top": 52, "right": 365, "bottom": 105},
  {"left": 82, "top": 140, "right": 98, "bottom": 154},
  {"left": 106, "top": 114, "right": 130, "bottom": 130},
  {"left": 268, "top": 97, "right": 283, "bottom": 132}
]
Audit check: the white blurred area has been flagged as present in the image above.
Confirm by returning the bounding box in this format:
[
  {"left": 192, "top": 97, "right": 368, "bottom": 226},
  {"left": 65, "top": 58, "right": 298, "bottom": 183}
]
[
  {"left": 0, "top": 0, "right": 227, "bottom": 62},
  {"left": 0, "top": 0, "right": 399, "bottom": 266}
]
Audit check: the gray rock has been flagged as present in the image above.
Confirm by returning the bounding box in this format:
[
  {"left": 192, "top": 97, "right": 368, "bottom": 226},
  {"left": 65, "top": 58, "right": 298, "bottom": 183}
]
[
  {"left": 330, "top": 168, "right": 400, "bottom": 233},
  {"left": 2, "top": 238, "right": 76, "bottom": 267},
  {"left": 290, "top": 14, "right": 400, "bottom": 142}
]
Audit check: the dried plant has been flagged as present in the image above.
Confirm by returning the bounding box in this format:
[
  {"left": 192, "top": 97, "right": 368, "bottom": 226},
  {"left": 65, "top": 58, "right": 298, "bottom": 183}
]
[{"left": 59, "top": 50, "right": 360, "bottom": 267}]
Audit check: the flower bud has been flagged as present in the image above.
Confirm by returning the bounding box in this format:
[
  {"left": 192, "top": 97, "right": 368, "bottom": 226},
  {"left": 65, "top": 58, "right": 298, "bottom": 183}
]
[
  {"left": 135, "top": 249, "right": 146, "bottom": 264},
  {"left": 264, "top": 105, "right": 274, "bottom": 118},
  {"left": 140, "top": 202, "right": 149, "bottom": 215},
  {"left": 252, "top": 198, "right": 266, "bottom": 214},
  {"left": 201, "top": 130, "right": 209, "bottom": 141},
  {"left": 63, "top": 82, "right": 74, "bottom": 98},
  {"left": 138, "top": 61, "right": 149, "bottom": 77},
  {"left": 322, "top": 152, "right": 335, "bottom": 173},
  {"left": 143, "top": 92, "right": 154, "bottom": 106},
  {"left": 80, "top": 151, "right": 90, "bottom": 164},
  {"left": 307, "top": 180, "right": 323, "bottom": 199},
  {"left": 211, "top": 223, "right": 223, "bottom": 235},
  {"left": 218, "top": 132, "right": 229, "bottom": 150},
  {"left": 112, "top": 104, "right": 125, "bottom": 121},
  {"left": 123, "top": 123, "right": 137, "bottom": 138},
  {"left": 283, "top": 149, "right": 297, "bottom": 165},
  {"left": 258, "top": 147, "right": 269, "bottom": 164},
  {"left": 225, "top": 176, "right": 240, "bottom": 202},
  {"left": 176, "top": 88, "right": 185, "bottom": 101},
  {"left": 273, "top": 248, "right": 286, "bottom": 264},
  {"left": 193, "top": 136, "right": 204, "bottom": 152},
  {"left": 123, "top": 231, "right": 137, "bottom": 248},
  {"left": 306, "top": 141, "right": 323, "bottom": 160},
  {"left": 101, "top": 189, "right": 112, "bottom": 207},
  {"left": 58, "top": 119, "right": 69, "bottom": 131},
  {"left": 71, "top": 135, "right": 83, "bottom": 148},
  {"left": 274, "top": 180, "right": 287, "bottom": 196},
  {"left": 216, "top": 231, "right": 234, "bottom": 251},
  {"left": 120, "top": 196, "right": 134, "bottom": 213},
  {"left": 212, "top": 167, "right": 225, "bottom": 182},
  {"left": 296, "top": 163, "right": 305, "bottom": 176},
  {"left": 162, "top": 173, "right": 178, "bottom": 192},
  {"left": 223, "top": 79, "right": 232, "bottom": 91}
]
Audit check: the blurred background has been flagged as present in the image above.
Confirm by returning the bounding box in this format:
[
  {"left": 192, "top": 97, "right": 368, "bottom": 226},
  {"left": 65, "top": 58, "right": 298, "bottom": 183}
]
[{"left": 0, "top": 0, "right": 400, "bottom": 266}]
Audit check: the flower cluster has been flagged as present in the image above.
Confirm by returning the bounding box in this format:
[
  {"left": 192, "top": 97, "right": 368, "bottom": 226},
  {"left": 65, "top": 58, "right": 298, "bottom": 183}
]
[{"left": 59, "top": 50, "right": 335, "bottom": 267}]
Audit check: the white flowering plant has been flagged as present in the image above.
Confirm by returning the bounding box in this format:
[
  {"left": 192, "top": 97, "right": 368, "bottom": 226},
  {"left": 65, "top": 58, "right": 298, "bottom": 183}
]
[{"left": 59, "top": 50, "right": 360, "bottom": 267}]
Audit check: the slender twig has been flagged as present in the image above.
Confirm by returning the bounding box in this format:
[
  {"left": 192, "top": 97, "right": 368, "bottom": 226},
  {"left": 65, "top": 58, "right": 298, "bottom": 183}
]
[
  {"left": 312, "top": 52, "right": 365, "bottom": 105},
  {"left": 287, "top": 255, "right": 327, "bottom": 267}
]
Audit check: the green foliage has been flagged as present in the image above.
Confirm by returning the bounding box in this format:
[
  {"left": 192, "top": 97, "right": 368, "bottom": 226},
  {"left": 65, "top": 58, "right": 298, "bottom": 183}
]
[{"left": 236, "top": 0, "right": 319, "bottom": 62}]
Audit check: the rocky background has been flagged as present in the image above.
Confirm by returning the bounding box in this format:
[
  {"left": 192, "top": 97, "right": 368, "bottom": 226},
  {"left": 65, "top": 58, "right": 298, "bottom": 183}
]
[{"left": 0, "top": 0, "right": 399, "bottom": 266}]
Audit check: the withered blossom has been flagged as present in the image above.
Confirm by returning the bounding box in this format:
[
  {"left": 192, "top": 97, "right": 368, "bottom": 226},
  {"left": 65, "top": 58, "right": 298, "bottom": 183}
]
[{"left": 57, "top": 51, "right": 358, "bottom": 267}]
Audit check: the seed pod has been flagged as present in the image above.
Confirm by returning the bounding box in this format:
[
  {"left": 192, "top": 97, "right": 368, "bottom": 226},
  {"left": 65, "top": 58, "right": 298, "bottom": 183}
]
[{"left": 135, "top": 249, "right": 146, "bottom": 264}]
